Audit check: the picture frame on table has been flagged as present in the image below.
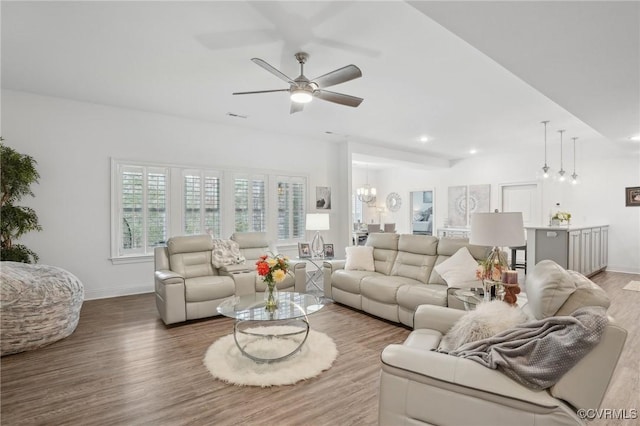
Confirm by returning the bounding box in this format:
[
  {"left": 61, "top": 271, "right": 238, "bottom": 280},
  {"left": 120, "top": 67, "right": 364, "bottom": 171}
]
[
  {"left": 298, "top": 242, "right": 311, "bottom": 258},
  {"left": 625, "top": 186, "right": 640, "bottom": 207},
  {"left": 323, "top": 243, "right": 335, "bottom": 259}
]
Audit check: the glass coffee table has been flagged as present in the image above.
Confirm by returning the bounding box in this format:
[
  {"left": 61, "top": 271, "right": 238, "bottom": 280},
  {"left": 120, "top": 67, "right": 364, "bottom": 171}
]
[{"left": 217, "top": 292, "right": 324, "bottom": 363}]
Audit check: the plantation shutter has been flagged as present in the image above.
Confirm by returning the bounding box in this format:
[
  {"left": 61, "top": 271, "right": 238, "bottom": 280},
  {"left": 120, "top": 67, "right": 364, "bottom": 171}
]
[
  {"left": 183, "top": 170, "right": 221, "bottom": 237},
  {"left": 119, "top": 165, "right": 168, "bottom": 256},
  {"left": 276, "top": 176, "right": 306, "bottom": 241},
  {"left": 234, "top": 174, "right": 266, "bottom": 232}
]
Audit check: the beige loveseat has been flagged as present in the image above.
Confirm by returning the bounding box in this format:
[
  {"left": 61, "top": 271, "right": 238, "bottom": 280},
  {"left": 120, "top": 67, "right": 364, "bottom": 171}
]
[
  {"left": 379, "top": 260, "right": 627, "bottom": 425},
  {"left": 322, "top": 233, "right": 491, "bottom": 327},
  {"left": 154, "top": 233, "right": 306, "bottom": 325}
]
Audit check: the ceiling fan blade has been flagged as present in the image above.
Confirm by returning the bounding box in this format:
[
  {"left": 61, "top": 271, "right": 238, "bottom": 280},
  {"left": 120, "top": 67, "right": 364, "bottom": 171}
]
[
  {"left": 311, "top": 65, "right": 362, "bottom": 89},
  {"left": 251, "top": 58, "right": 295, "bottom": 85},
  {"left": 314, "top": 90, "right": 363, "bottom": 108},
  {"left": 233, "top": 89, "right": 290, "bottom": 95},
  {"left": 290, "top": 102, "right": 304, "bottom": 114}
]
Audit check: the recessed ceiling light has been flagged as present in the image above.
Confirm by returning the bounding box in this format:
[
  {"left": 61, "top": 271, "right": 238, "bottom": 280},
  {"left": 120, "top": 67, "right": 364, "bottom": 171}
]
[
  {"left": 629, "top": 135, "right": 640, "bottom": 141},
  {"left": 419, "top": 136, "right": 429, "bottom": 143},
  {"left": 469, "top": 149, "right": 477, "bottom": 154}
]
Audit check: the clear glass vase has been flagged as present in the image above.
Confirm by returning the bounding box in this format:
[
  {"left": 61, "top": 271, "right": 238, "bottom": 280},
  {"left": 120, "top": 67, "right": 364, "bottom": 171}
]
[{"left": 264, "top": 282, "right": 278, "bottom": 312}]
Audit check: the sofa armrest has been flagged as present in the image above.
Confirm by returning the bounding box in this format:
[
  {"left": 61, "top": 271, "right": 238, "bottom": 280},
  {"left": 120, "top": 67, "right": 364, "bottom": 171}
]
[
  {"left": 290, "top": 261, "right": 307, "bottom": 293},
  {"left": 154, "top": 270, "right": 186, "bottom": 325},
  {"left": 219, "top": 263, "right": 253, "bottom": 274},
  {"left": 155, "top": 269, "right": 184, "bottom": 284},
  {"left": 413, "top": 304, "right": 466, "bottom": 333},
  {"left": 322, "top": 260, "right": 346, "bottom": 299},
  {"left": 380, "top": 344, "right": 561, "bottom": 410}
]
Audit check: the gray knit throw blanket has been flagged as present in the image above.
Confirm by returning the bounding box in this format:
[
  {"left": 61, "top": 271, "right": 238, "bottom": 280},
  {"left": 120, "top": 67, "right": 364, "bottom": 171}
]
[{"left": 448, "top": 306, "right": 608, "bottom": 390}]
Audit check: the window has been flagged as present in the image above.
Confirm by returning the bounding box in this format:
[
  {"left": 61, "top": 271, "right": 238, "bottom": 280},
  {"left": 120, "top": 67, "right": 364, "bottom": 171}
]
[
  {"left": 112, "top": 160, "right": 307, "bottom": 261},
  {"left": 183, "top": 170, "right": 221, "bottom": 238},
  {"left": 234, "top": 174, "right": 266, "bottom": 232},
  {"left": 117, "top": 164, "right": 168, "bottom": 256},
  {"left": 277, "top": 176, "right": 306, "bottom": 241}
]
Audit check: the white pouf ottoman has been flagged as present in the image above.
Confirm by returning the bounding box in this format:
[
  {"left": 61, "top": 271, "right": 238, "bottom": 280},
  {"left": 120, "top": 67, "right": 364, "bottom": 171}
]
[{"left": 1, "top": 262, "right": 84, "bottom": 356}]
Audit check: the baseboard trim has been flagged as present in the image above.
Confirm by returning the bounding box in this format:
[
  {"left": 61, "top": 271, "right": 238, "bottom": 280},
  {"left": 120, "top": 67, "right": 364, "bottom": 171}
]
[{"left": 84, "top": 284, "right": 153, "bottom": 301}]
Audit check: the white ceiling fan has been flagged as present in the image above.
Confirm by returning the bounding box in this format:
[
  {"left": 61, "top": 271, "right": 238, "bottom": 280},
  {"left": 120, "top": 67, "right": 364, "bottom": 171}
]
[{"left": 233, "top": 52, "right": 363, "bottom": 114}]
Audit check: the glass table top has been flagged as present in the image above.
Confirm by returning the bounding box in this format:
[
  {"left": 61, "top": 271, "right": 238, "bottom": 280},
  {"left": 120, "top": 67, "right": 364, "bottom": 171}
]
[{"left": 217, "top": 292, "right": 324, "bottom": 321}]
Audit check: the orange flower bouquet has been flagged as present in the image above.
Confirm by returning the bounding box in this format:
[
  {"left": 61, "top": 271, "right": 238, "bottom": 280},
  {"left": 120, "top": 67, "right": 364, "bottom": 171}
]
[{"left": 256, "top": 254, "right": 290, "bottom": 311}]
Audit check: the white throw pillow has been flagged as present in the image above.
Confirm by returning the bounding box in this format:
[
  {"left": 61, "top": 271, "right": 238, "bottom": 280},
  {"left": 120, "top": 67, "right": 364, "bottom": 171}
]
[
  {"left": 434, "top": 247, "right": 480, "bottom": 288},
  {"left": 439, "top": 300, "right": 529, "bottom": 352},
  {"left": 211, "top": 239, "right": 245, "bottom": 268},
  {"left": 344, "top": 246, "right": 375, "bottom": 271}
]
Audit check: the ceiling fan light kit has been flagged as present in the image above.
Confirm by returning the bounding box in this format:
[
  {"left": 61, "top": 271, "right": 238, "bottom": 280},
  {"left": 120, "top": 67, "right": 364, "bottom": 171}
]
[{"left": 233, "top": 52, "right": 363, "bottom": 114}]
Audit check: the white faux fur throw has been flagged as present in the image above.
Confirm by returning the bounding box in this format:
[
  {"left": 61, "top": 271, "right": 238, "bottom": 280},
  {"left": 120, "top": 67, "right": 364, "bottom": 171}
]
[{"left": 439, "top": 301, "right": 528, "bottom": 352}]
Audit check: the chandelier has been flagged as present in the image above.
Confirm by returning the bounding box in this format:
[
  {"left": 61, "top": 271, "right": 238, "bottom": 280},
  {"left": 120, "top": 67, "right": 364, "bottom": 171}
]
[{"left": 357, "top": 166, "right": 376, "bottom": 204}]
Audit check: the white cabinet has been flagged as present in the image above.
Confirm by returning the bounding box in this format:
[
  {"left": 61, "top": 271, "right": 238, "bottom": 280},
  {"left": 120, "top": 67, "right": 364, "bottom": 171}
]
[
  {"left": 580, "top": 228, "right": 592, "bottom": 275},
  {"left": 568, "top": 230, "right": 582, "bottom": 271},
  {"left": 526, "top": 225, "right": 608, "bottom": 277}
]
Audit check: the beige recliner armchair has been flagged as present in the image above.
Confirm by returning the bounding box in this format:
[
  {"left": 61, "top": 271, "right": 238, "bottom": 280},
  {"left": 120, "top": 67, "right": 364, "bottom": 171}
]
[
  {"left": 155, "top": 234, "right": 246, "bottom": 325},
  {"left": 379, "top": 260, "right": 627, "bottom": 426},
  {"left": 229, "top": 231, "right": 306, "bottom": 293}
]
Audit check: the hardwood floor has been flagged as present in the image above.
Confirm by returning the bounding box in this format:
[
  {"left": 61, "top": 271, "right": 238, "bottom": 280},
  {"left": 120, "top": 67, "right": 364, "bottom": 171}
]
[{"left": 1, "top": 271, "right": 638, "bottom": 425}]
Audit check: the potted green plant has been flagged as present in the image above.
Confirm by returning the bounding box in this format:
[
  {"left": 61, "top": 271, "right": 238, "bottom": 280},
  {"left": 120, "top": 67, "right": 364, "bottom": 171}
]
[{"left": 0, "top": 137, "right": 42, "bottom": 263}]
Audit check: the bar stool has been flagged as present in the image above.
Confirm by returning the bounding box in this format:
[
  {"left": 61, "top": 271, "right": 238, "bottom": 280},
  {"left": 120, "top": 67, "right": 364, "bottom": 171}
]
[{"left": 510, "top": 245, "right": 527, "bottom": 270}]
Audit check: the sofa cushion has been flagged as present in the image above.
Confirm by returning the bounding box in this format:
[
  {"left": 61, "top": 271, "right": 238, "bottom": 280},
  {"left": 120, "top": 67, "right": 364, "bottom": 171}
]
[
  {"left": 555, "top": 270, "right": 610, "bottom": 316},
  {"left": 230, "top": 232, "right": 271, "bottom": 261},
  {"left": 361, "top": 275, "right": 421, "bottom": 303},
  {"left": 525, "top": 260, "right": 576, "bottom": 319},
  {"left": 437, "top": 238, "right": 490, "bottom": 260},
  {"left": 396, "top": 283, "right": 448, "bottom": 310},
  {"left": 332, "top": 269, "right": 380, "bottom": 294},
  {"left": 170, "top": 251, "right": 216, "bottom": 279},
  {"left": 366, "top": 233, "right": 399, "bottom": 275},
  {"left": 184, "top": 275, "right": 235, "bottom": 302},
  {"left": 398, "top": 234, "right": 438, "bottom": 255},
  {"left": 390, "top": 251, "right": 435, "bottom": 284},
  {"left": 433, "top": 247, "right": 480, "bottom": 288},
  {"left": 345, "top": 246, "right": 375, "bottom": 271}
]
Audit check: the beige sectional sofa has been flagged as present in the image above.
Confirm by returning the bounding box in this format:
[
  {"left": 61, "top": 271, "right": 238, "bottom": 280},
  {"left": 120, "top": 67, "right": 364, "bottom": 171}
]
[{"left": 322, "top": 233, "right": 491, "bottom": 327}]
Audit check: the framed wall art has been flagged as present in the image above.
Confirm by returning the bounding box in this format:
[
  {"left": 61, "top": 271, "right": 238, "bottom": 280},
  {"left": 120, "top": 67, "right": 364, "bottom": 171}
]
[{"left": 625, "top": 186, "right": 640, "bottom": 207}]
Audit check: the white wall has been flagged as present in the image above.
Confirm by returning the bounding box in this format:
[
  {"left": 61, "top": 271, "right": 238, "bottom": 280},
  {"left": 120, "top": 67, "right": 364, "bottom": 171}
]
[{"left": 2, "top": 90, "right": 348, "bottom": 299}]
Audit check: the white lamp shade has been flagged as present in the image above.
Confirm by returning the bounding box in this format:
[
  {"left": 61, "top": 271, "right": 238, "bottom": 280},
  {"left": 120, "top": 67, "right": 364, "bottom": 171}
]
[
  {"left": 469, "top": 212, "right": 525, "bottom": 247},
  {"left": 306, "top": 213, "right": 330, "bottom": 231}
]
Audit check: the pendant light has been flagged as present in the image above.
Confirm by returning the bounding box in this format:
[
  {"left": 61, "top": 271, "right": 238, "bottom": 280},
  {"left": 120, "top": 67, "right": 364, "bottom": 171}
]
[
  {"left": 571, "top": 137, "right": 579, "bottom": 185},
  {"left": 541, "top": 120, "right": 550, "bottom": 178},
  {"left": 558, "top": 130, "right": 566, "bottom": 181}
]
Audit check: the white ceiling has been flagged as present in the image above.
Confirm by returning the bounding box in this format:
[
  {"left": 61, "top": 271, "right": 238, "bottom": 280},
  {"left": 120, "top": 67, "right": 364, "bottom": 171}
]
[{"left": 2, "top": 1, "right": 638, "bottom": 165}]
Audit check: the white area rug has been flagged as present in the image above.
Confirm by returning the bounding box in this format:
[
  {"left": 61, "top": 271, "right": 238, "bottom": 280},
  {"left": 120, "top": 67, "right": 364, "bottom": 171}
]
[
  {"left": 623, "top": 281, "right": 640, "bottom": 292},
  {"left": 203, "top": 325, "right": 338, "bottom": 387}
]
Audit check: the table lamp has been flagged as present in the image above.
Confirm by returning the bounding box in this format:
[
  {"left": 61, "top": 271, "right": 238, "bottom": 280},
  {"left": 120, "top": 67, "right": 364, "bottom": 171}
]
[
  {"left": 306, "top": 213, "right": 330, "bottom": 257},
  {"left": 469, "top": 211, "right": 525, "bottom": 280}
]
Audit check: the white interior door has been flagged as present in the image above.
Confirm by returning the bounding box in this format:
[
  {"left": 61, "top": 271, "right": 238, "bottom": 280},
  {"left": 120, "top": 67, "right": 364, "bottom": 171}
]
[{"left": 501, "top": 183, "right": 538, "bottom": 267}]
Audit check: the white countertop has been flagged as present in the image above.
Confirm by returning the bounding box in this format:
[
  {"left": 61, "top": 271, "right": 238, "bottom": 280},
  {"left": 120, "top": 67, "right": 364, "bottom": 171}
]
[{"left": 525, "top": 224, "right": 608, "bottom": 231}]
